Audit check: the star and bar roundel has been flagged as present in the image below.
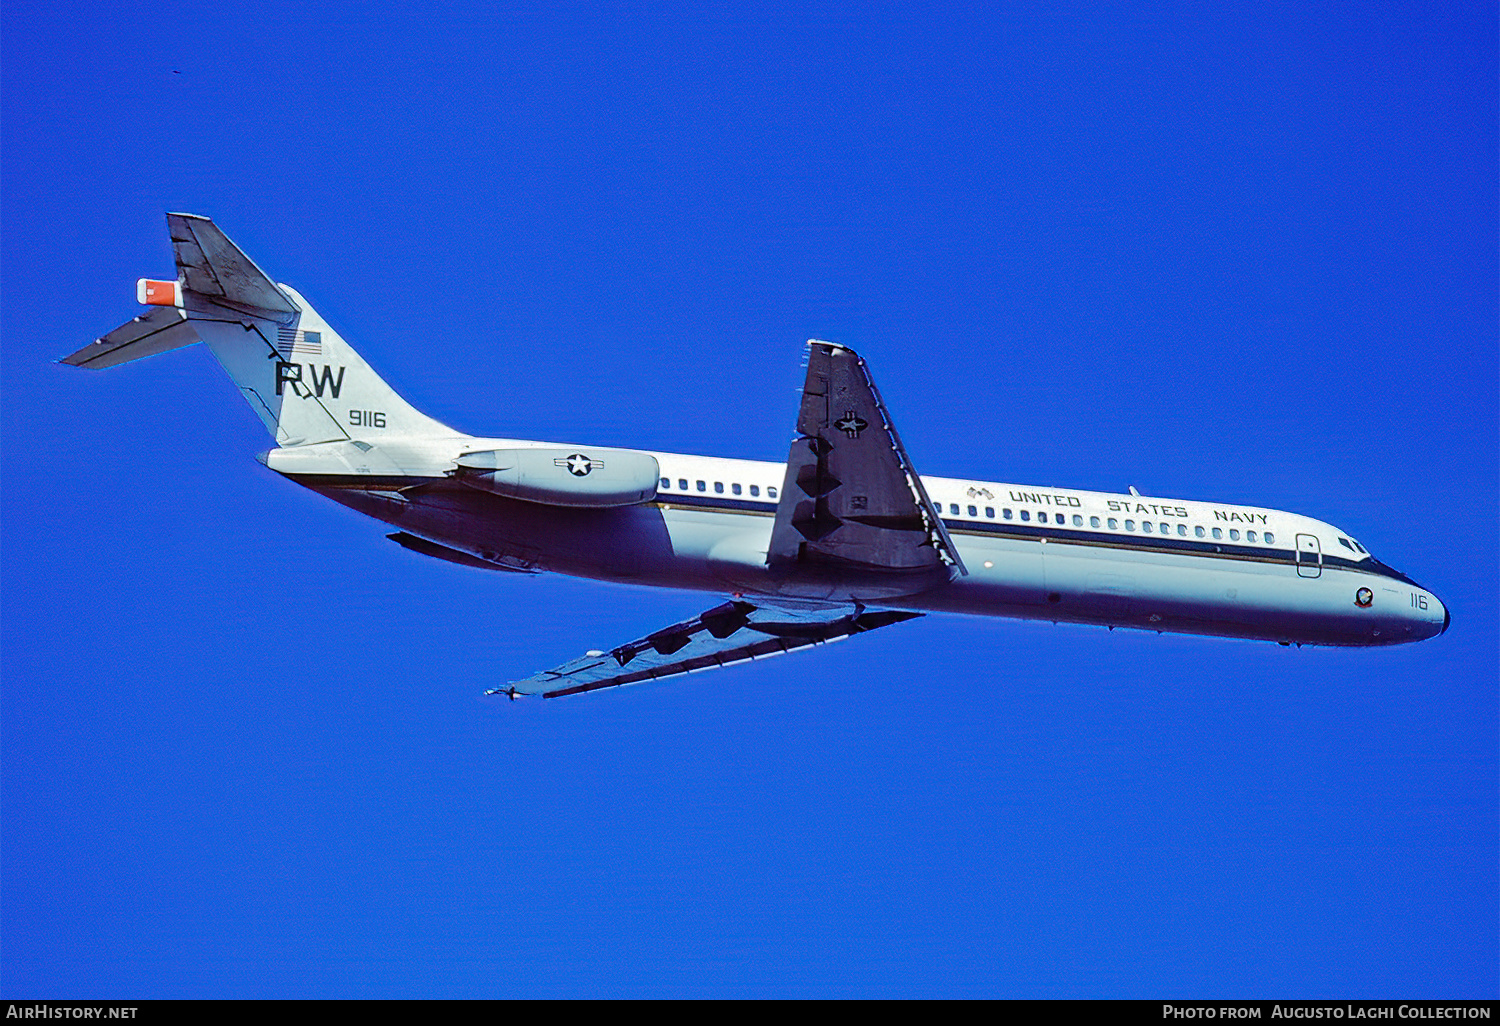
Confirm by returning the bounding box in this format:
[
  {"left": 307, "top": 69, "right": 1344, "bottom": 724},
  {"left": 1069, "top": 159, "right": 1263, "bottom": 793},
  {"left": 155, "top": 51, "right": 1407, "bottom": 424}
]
[
  {"left": 555, "top": 453, "right": 602, "bottom": 476},
  {"left": 835, "top": 411, "right": 868, "bottom": 438}
]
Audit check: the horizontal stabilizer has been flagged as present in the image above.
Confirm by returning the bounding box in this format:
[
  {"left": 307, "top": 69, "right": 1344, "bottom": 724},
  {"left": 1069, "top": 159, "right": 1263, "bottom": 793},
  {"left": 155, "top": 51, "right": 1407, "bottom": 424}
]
[
  {"left": 495, "top": 600, "right": 921, "bottom": 699},
  {"left": 168, "top": 213, "right": 298, "bottom": 316},
  {"left": 60, "top": 307, "right": 201, "bottom": 369}
]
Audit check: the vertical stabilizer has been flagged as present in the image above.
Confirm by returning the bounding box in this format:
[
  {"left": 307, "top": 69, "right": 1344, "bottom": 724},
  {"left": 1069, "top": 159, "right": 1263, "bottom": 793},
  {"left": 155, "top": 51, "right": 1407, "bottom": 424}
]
[
  {"left": 190, "top": 284, "right": 456, "bottom": 445},
  {"left": 62, "top": 214, "right": 463, "bottom": 446}
]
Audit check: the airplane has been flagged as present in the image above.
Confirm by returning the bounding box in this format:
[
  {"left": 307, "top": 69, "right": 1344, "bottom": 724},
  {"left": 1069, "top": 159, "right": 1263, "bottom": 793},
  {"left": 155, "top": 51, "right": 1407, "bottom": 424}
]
[{"left": 63, "top": 214, "right": 1451, "bottom": 699}]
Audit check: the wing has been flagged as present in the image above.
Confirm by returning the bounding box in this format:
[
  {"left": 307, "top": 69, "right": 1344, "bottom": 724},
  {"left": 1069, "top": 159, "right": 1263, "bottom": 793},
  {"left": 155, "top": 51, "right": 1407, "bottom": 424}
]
[
  {"left": 492, "top": 600, "right": 921, "bottom": 699},
  {"left": 768, "top": 340, "right": 965, "bottom": 580}
]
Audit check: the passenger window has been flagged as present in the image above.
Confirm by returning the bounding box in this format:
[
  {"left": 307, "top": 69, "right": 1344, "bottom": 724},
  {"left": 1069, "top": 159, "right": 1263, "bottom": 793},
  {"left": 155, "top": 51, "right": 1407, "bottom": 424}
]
[
  {"left": 1195, "top": 526, "right": 1205, "bottom": 538},
  {"left": 1089, "top": 516, "right": 1100, "bottom": 528},
  {"left": 1264, "top": 532, "right": 1275, "bottom": 544},
  {"left": 1021, "top": 510, "right": 1031, "bottom": 522},
  {"left": 1107, "top": 518, "right": 1118, "bottom": 529},
  {"left": 697, "top": 480, "right": 706, "bottom": 492},
  {"left": 1003, "top": 508, "right": 1013, "bottom": 520},
  {"left": 1142, "top": 521, "right": 1152, "bottom": 533},
  {"left": 750, "top": 485, "right": 760, "bottom": 497},
  {"left": 659, "top": 477, "right": 669, "bottom": 489},
  {"left": 1072, "top": 514, "right": 1083, "bottom": 526},
  {"left": 1211, "top": 528, "right": 1222, "bottom": 539},
  {"left": 768, "top": 487, "right": 778, "bottom": 499},
  {"left": 1229, "top": 529, "right": 1240, "bottom": 541},
  {"left": 967, "top": 505, "right": 978, "bottom": 517},
  {"left": 713, "top": 482, "right": 722, "bottom": 493},
  {"left": 1177, "top": 524, "right": 1187, "bottom": 536},
  {"left": 949, "top": 503, "right": 960, "bottom": 515},
  {"left": 985, "top": 507, "right": 995, "bottom": 518},
  {"left": 679, "top": 479, "right": 689, "bottom": 490},
  {"left": 1125, "top": 520, "right": 1136, "bottom": 531},
  {"left": 1038, "top": 511, "right": 1048, "bottom": 523},
  {"left": 732, "top": 483, "right": 741, "bottom": 495},
  {"left": 1246, "top": 530, "right": 1256, "bottom": 542},
  {"left": 1160, "top": 523, "right": 1170, "bottom": 535}
]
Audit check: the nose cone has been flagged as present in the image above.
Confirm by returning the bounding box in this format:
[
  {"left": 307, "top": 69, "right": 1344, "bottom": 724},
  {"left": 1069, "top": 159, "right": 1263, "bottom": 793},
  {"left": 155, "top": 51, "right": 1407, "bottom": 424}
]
[
  {"left": 1418, "top": 589, "right": 1450, "bottom": 641},
  {"left": 1397, "top": 582, "right": 1448, "bottom": 643}
]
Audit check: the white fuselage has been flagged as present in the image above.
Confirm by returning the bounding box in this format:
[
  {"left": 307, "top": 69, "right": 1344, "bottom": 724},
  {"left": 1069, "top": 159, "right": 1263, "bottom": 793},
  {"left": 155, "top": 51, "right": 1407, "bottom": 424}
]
[{"left": 267, "top": 436, "right": 1449, "bottom": 648}]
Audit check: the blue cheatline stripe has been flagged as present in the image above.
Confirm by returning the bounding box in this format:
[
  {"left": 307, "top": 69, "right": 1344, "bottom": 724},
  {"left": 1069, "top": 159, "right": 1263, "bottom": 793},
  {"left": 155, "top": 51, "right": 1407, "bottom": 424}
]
[
  {"left": 941, "top": 517, "right": 1405, "bottom": 580},
  {"left": 656, "top": 495, "right": 1407, "bottom": 583},
  {"left": 655, "top": 495, "right": 778, "bottom": 515},
  {"left": 286, "top": 478, "right": 1412, "bottom": 587}
]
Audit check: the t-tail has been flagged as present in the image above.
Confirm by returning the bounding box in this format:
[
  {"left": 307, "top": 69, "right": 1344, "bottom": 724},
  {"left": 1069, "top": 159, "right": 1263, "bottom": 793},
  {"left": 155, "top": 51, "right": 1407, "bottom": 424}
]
[{"left": 62, "top": 214, "right": 458, "bottom": 445}]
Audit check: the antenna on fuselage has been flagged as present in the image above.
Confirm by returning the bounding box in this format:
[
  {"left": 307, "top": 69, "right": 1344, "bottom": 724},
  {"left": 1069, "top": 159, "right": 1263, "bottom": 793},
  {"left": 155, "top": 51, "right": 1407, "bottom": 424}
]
[{"left": 1129, "top": 486, "right": 1140, "bottom": 496}]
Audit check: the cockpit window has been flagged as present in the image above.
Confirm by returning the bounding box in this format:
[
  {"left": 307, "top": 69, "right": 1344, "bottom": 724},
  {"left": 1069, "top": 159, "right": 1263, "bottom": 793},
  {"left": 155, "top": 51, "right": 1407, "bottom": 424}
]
[
  {"left": 1339, "top": 537, "right": 1355, "bottom": 551},
  {"left": 1352, "top": 540, "right": 1366, "bottom": 554}
]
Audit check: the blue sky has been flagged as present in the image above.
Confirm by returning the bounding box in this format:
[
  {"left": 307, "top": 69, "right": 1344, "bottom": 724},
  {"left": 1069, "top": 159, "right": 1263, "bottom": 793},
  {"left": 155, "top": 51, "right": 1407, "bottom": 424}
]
[{"left": 3, "top": 2, "right": 1495, "bottom": 998}]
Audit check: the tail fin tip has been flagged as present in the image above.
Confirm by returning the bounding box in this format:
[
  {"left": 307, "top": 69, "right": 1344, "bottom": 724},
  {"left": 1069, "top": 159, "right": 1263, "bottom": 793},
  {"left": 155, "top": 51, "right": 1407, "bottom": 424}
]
[{"left": 166, "top": 212, "right": 298, "bottom": 317}]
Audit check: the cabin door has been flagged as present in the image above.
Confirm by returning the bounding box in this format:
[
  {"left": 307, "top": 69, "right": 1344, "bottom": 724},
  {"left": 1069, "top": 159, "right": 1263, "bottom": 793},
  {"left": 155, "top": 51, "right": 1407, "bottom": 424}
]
[{"left": 1295, "top": 533, "right": 1322, "bottom": 578}]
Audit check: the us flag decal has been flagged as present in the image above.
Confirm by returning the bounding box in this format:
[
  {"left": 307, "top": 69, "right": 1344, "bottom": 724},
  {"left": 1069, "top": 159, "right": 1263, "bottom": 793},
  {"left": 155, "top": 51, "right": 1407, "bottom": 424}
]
[{"left": 276, "top": 328, "right": 323, "bottom": 357}]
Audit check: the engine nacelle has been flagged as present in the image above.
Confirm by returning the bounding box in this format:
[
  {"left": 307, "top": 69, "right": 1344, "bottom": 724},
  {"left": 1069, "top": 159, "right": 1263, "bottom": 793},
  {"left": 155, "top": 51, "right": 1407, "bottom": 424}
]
[{"left": 454, "top": 447, "right": 660, "bottom": 508}]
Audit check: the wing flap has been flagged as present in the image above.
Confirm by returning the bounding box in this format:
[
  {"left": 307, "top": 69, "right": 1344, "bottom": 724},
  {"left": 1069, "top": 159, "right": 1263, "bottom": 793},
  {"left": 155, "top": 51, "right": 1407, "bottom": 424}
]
[{"left": 496, "top": 600, "right": 921, "bottom": 699}]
